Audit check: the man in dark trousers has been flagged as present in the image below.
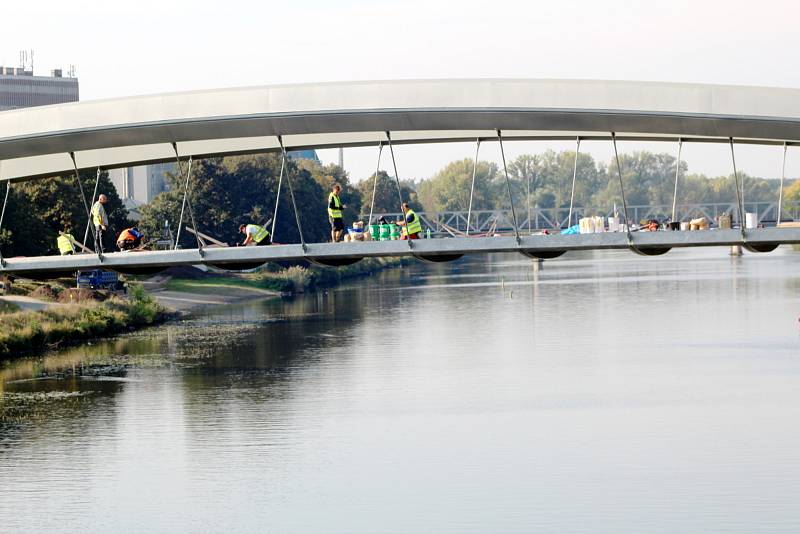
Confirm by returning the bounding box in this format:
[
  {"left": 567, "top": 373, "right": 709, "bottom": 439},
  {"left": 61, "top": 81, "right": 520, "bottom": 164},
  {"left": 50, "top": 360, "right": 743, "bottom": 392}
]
[{"left": 328, "top": 184, "right": 345, "bottom": 242}]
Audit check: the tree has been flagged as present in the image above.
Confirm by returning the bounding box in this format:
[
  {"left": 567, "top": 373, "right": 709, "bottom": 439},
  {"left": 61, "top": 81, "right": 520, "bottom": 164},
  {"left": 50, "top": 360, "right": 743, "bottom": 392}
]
[
  {"left": 416, "top": 159, "right": 498, "bottom": 213},
  {"left": 357, "top": 171, "right": 421, "bottom": 219},
  {"left": 138, "top": 154, "right": 331, "bottom": 247},
  {"left": 3, "top": 170, "right": 129, "bottom": 256},
  {"left": 782, "top": 179, "right": 800, "bottom": 219}
]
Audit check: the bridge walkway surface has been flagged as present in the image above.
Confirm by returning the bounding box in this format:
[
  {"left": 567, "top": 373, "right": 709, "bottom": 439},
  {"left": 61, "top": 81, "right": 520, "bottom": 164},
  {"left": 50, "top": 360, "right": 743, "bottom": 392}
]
[{"left": 2, "top": 228, "right": 799, "bottom": 277}]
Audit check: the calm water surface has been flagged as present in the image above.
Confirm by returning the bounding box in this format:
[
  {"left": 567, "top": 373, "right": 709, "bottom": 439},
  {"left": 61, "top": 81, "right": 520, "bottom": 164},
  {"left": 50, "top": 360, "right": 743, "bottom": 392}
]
[{"left": 2, "top": 248, "right": 800, "bottom": 533}]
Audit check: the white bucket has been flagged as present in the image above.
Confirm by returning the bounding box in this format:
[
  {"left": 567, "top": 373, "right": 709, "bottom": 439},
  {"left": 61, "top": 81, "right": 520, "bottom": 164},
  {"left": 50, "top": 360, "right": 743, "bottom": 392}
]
[{"left": 745, "top": 213, "right": 757, "bottom": 229}]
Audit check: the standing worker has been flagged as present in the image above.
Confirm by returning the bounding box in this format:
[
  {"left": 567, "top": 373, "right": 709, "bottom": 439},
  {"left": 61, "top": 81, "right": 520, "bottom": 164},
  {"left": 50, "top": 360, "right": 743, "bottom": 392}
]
[
  {"left": 239, "top": 223, "right": 271, "bottom": 246},
  {"left": 328, "top": 184, "right": 345, "bottom": 243},
  {"left": 397, "top": 202, "right": 423, "bottom": 240},
  {"left": 91, "top": 194, "right": 109, "bottom": 253},
  {"left": 57, "top": 230, "right": 76, "bottom": 255}
]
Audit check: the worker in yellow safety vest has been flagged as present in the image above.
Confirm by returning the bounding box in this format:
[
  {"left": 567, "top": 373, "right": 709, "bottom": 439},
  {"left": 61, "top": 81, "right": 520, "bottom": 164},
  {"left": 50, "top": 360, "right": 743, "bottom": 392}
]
[
  {"left": 397, "top": 202, "right": 423, "bottom": 239},
  {"left": 91, "top": 194, "right": 109, "bottom": 253},
  {"left": 57, "top": 230, "right": 76, "bottom": 255},
  {"left": 328, "top": 184, "right": 345, "bottom": 242},
  {"left": 239, "top": 224, "right": 272, "bottom": 246}
]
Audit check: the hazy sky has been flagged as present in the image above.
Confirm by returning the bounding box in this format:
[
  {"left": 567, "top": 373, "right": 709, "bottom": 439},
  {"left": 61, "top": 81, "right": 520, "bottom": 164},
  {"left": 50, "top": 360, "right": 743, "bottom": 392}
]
[{"left": 5, "top": 0, "right": 800, "bottom": 185}]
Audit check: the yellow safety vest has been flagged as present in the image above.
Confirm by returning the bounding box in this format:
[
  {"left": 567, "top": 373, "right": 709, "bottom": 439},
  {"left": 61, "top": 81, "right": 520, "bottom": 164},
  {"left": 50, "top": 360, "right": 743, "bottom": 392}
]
[
  {"left": 247, "top": 224, "right": 270, "bottom": 243},
  {"left": 57, "top": 233, "right": 75, "bottom": 255},
  {"left": 403, "top": 209, "right": 423, "bottom": 236},
  {"left": 328, "top": 192, "right": 342, "bottom": 219},
  {"left": 91, "top": 201, "right": 107, "bottom": 226}
]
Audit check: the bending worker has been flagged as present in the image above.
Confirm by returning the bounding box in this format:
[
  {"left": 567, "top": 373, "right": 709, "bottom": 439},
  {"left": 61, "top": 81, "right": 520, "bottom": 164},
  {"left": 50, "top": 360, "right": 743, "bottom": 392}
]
[
  {"left": 91, "top": 194, "right": 109, "bottom": 253},
  {"left": 57, "top": 230, "right": 76, "bottom": 256},
  {"left": 328, "top": 184, "right": 345, "bottom": 243},
  {"left": 397, "top": 202, "right": 423, "bottom": 240},
  {"left": 117, "top": 227, "right": 144, "bottom": 251},
  {"left": 239, "top": 223, "right": 271, "bottom": 246}
]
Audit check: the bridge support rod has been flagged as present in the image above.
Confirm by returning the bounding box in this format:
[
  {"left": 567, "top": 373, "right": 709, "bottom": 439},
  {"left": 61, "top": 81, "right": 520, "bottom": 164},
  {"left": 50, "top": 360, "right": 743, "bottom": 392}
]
[
  {"left": 466, "top": 138, "right": 481, "bottom": 236},
  {"left": 278, "top": 135, "right": 306, "bottom": 249},
  {"left": 271, "top": 144, "right": 287, "bottom": 241},
  {"left": 82, "top": 167, "right": 102, "bottom": 250},
  {"left": 172, "top": 144, "right": 205, "bottom": 252},
  {"left": 567, "top": 136, "right": 581, "bottom": 228},
  {"left": 69, "top": 152, "right": 97, "bottom": 256},
  {"left": 611, "top": 132, "right": 633, "bottom": 243},
  {"left": 497, "top": 129, "right": 521, "bottom": 243},
  {"left": 173, "top": 154, "right": 194, "bottom": 250},
  {"left": 671, "top": 138, "right": 683, "bottom": 222},
  {"left": 777, "top": 142, "right": 788, "bottom": 226},
  {"left": 386, "top": 131, "right": 414, "bottom": 249},
  {"left": 368, "top": 141, "right": 383, "bottom": 225},
  {"left": 729, "top": 138, "right": 746, "bottom": 240},
  {"left": 0, "top": 181, "right": 10, "bottom": 266}
]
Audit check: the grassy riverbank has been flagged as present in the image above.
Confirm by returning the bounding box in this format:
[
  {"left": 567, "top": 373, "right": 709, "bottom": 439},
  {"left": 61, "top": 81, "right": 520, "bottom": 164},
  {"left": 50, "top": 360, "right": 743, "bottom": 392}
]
[
  {"left": 0, "top": 285, "right": 167, "bottom": 358},
  {"left": 0, "top": 257, "right": 408, "bottom": 359}
]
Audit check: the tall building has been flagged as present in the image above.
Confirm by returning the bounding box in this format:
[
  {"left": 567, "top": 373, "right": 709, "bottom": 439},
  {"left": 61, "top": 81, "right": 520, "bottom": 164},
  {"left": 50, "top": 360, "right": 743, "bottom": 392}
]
[
  {"left": 0, "top": 66, "right": 79, "bottom": 111},
  {"left": 108, "top": 162, "right": 176, "bottom": 219}
]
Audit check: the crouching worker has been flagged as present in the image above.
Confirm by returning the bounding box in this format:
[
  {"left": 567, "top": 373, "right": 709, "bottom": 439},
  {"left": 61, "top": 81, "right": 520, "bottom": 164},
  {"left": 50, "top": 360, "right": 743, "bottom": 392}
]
[
  {"left": 239, "top": 223, "right": 271, "bottom": 246},
  {"left": 397, "top": 202, "right": 422, "bottom": 240},
  {"left": 57, "top": 230, "right": 76, "bottom": 255},
  {"left": 117, "top": 227, "right": 144, "bottom": 251}
]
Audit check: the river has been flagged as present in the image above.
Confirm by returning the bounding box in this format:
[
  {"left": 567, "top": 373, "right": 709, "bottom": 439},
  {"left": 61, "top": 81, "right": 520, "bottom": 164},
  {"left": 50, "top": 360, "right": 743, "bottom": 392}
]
[{"left": 2, "top": 248, "right": 800, "bottom": 533}]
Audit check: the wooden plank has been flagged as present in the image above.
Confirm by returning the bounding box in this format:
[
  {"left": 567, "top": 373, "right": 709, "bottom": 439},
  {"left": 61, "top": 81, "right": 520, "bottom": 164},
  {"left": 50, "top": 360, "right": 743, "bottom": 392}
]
[
  {"left": 67, "top": 235, "right": 93, "bottom": 254},
  {"left": 186, "top": 227, "right": 228, "bottom": 247}
]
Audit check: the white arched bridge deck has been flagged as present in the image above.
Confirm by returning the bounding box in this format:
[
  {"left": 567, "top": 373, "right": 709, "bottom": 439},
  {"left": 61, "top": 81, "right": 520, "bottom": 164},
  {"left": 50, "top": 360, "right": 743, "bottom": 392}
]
[{"left": 2, "top": 78, "right": 800, "bottom": 276}]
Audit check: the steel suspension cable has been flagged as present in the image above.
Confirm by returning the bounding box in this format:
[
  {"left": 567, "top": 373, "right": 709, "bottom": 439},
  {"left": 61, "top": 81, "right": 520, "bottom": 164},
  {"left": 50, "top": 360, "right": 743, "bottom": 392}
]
[
  {"left": 270, "top": 147, "right": 287, "bottom": 241},
  {"left": 0, "top": 181, "right": 10, "bottom": 265},
  {"left": 83, "top": 167, "right": 102, "bottom": 249},
  {"left": 670, "top": 139, "right": 683, "bottom": 223},
  {"left": 172, "top": 144, "right": 204, "bottom": 251},
  {"left": 729, "top": 138, "right": 746, "bottom": 241},
  {"left": 278, "top": 137, "right": 306, "bottom": 249},
  {"left": 567, "top": 136, "right": 581, "bottom": 229},
  {"left": 173, "top": 155, "right": 194, "bottom": 250},
  {"left": 777, "top": 142, "right": 788, "bottom": 225},
  {"left": 385, "top": 131, "right": 413, "bottom": 248},
  {"left": 497, "top": 129, "right": 521, "bottom": 243},
  {"left": 69, "top": 153, "right": 101, "bottom": 257},
  {"left": 611, "top": 132, "right": 634, "bottom": 244},
  {"left": 466, "top": 138, "right": 481, "bottom": 236},
  {"left": 368, "top": 141, "right": 383, "bottom": 225}
]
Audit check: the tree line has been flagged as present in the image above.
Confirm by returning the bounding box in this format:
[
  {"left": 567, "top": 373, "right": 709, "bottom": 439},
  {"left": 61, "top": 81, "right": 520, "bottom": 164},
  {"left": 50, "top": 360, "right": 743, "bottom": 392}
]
[{"left": 0, "top": 148, "right": 798, "bottom": 257}]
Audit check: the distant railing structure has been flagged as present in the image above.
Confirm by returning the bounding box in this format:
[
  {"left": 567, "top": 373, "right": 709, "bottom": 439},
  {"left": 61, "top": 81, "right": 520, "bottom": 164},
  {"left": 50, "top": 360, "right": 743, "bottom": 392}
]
[{"left": 368, "top": 201, "right": 800, "bottom": 235}]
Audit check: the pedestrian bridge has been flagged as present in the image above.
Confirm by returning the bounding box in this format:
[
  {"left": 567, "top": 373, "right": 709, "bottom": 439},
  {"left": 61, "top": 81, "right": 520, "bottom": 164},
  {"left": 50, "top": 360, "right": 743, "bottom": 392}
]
[
  {"left": 2, "top": 78, "right": 800, "bottom": 277},
  {"left": 3, "top": 228, "right": 799, "bottom": 278}
]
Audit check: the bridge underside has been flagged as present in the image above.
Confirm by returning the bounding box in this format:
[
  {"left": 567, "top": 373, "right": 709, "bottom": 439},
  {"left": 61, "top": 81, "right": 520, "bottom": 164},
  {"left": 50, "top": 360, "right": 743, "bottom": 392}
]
[{"left": 2, "top": 228, "right": 798, "bottom": 278}]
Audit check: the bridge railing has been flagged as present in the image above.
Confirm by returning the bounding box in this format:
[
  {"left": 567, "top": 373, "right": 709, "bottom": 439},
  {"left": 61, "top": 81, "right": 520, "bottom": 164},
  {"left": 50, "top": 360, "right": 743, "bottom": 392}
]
[{"left": 367, "top": 201, "right": 800, "bottom": 234}]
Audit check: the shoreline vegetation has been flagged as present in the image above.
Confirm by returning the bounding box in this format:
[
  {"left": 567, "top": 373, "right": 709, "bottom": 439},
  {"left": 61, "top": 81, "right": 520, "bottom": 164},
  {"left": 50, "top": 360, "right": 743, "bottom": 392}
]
[
  {"left": 0, "top": 284, "right": 167, "bottom": 358},
  {"left": 0, "top": 257, "right": 408, "bottom": 360}
]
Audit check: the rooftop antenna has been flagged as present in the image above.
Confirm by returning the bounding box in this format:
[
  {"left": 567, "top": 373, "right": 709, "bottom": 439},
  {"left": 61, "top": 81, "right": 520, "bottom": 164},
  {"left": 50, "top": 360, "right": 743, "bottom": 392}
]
[
  {"left": 68, "top": 64, "right": 76, "bottom": 78},
  {"left": 29, "top": 49, "right": 34, "bottom": 73},
  {"left": 19, "top": 50, "right": 25, "bottom": 69}
]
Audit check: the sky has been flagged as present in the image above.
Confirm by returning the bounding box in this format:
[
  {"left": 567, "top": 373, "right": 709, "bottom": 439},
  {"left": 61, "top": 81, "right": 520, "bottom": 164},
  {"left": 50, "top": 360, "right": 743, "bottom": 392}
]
[{"left": 4, "top": 0, "right": 800, "bottom": 185}]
